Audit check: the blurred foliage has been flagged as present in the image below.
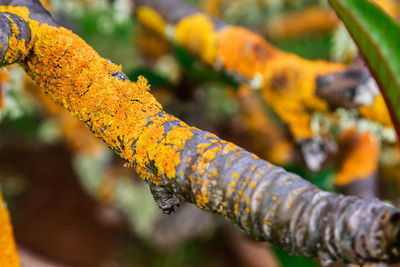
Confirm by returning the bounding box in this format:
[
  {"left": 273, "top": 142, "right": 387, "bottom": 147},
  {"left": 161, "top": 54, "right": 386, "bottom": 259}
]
[
  {"left": 329, "top": 0, "right": 400, "bottom": 139},
  {"left": 273, "top": 248, "right": 318, "bottom": 267},
  {"left": 271, "top": 34, "right": 332, "bottom": 60}
]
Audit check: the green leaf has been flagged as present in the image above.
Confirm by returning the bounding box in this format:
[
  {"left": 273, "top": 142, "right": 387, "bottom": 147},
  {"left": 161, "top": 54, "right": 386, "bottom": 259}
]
[{"left": 328, "top": 0, "right": 400, "bottom": 138}]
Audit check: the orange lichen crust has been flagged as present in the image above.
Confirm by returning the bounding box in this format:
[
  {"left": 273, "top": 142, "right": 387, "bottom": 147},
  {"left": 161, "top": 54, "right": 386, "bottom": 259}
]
[
  {"left": 0, "top": 191, "right": 20, "bottom": 267},
  {"left": 0, "top": 6, "right": 29, "bottom": 23},
  {"left": 0, "top": 69, "right": 9, "bottom": 109},
  {"left": 359, "top": 94, "right": 393, "bottom": 127},
  {"left": 0, "top": 5, "right": 196, "bottom": 185},
  {"left": 266, "top": 6, "right": 339, "bottom": 40},
  {"left": 135, "top": 8, "right": 346, "bottom": 141},
  {"left": 0, "top": 7, "right": 33, "bottom": 65},
  {"left": 23, "top": 22, "right": 197, "bottom": 185},
  {"left": 335, "top": 129, "right": 379, "bottom": 186},
  {"left": 217, "top": 26, "right": 345, "bottom": 141},
  {"left": 175, "top": 13, "right": 217, "bottom": 65}
]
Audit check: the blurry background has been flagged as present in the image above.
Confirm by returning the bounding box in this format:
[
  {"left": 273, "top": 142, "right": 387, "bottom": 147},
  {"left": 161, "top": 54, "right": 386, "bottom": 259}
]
[{"left": 1, "top": 0, "right": 400, "bottom": 266}]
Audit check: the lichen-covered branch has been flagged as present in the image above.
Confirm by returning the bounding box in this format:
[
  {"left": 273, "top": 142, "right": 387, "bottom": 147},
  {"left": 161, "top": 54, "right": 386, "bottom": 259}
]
[
  {"left": 134, "top": 0, "right": 344, "bottom": 142},
  {"left": 132, "top": 0, "right": 392, "bottom": 172},
  {"left": 1, "top": 0, "right": 400, "bottom": 264}
]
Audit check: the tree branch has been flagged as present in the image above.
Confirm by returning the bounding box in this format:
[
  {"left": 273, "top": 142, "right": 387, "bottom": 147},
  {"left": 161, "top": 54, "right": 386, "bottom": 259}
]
[
  {"left": 132, "top": 0, "right": 387, "bottom": 172},
  {"left": 0, "top": 0, "right": 400, "bottom": 264}
]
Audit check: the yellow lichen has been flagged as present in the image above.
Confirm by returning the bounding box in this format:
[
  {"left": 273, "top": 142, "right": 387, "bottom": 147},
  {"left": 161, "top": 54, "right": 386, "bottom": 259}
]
[
  {"left": 217, "top": 26, "right": 345, "bottom": 141},
  {"left": 136, "top": 6, "right": 167, "bottom": 36},
  {"left": 217, "top": 26, "right": 278, "bottom": 79},
  {"left": 359, "top": 94, "right": 392, "bottom": 127},
  {"left": 196, "top": 179, "right": 210, "bottom": 207},
  {"left": 335, "top": 129, "right": 379, "bottom": 186},
  {"left": 261, "top": 57, "right": 344, "bottom": 140},
  {"left": 14, "top": 11, "right": 201, "bottom": 185},
  {"left": 196, "top": 194, "right": 209, "bottom": 207},
  {"left": 0, "top": 192, "right": 20, "bottom": 267},
  {"left": 136, "top": 5, "right": 170, "bottom": 60},
  {"left": 234, "top": 202, "right": 239, "bottom": 215},
  {"left": 6, "top": 13, "right": 196, "bottom": 185},
  {"left": 194, "top": 145, "right": 222, "bottom": 177},
  {"left": 0, "top": 7, "right": 33, "bottom": 65},
  {"left": 0, "top": 6, "right": 30, "bottom": 21},
  {"left": 137, "top": 8, "right": 395, "bottom": 143},
  {"left": 175, "top": 13, "right": 217, "bottom": 64}
]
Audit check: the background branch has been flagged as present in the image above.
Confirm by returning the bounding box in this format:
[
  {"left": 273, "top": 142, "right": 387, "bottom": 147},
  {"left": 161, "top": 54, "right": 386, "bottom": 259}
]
[{"left": 133, "top": 0, "right": 386, "bottom": 172}]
